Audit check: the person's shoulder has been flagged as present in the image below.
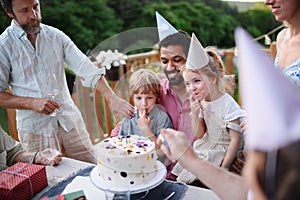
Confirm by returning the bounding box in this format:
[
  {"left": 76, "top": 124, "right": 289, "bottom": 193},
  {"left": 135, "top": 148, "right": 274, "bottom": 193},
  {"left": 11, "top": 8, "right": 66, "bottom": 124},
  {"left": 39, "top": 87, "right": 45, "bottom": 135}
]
[
  {"left": 0, "top": 25, "right": 13, "bottom": 45},
  {"left": 223, "top": 93, "right": 246, "bottom": 120},
  {"left": 155, "top": 104, "right": 166, "bottom": 111},
  {"left": 223, "top": 93, "right": 242, "bottom": 110},
  {"left": 40, "top": 24, "right": 66, "bottom": 36},
  {"left": 159, "top": 78, "right": 168, "bottom": 86},
  {"left": 223, "top": 93, "right": 236, "bottom": 102},
  {"left": 276, "top": 28, "right": 289, "bottom": 47},
  {"left": 155, "top": 105, "right": 172, "bottom": 120}
]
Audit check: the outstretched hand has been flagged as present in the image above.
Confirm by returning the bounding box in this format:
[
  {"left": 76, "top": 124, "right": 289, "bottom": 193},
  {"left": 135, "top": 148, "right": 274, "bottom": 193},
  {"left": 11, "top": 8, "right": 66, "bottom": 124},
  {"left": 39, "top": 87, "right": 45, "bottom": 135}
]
[
  {"left": 109, "top": 94, "right": 134, "bottom": 122},
  {"left": 157, "top": 129, "right": 193, "bottom": 163},
  {"left": 95, "top": 76, "right": 134, "bottom": 121}
]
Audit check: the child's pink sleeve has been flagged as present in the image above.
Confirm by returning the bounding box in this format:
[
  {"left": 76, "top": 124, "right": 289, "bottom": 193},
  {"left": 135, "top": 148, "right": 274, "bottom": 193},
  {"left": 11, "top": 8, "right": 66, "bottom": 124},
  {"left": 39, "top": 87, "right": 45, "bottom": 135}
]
[{"left": 110, "top": 121, "right": 122, "bottom": 137}]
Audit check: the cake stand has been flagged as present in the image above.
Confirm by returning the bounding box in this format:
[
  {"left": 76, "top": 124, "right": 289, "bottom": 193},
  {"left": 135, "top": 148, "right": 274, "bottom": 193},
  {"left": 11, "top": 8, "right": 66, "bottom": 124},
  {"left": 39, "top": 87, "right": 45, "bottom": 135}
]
[{"left": 90, "top": 161, "right": 166, "bottom": 194}]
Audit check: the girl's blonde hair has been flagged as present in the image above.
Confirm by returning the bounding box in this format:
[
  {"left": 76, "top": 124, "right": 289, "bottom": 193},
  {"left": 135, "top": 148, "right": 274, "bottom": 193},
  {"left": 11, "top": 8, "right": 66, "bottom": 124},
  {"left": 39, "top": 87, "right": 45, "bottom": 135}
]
[
  {"left": 182, "top": 46, "right": 227, "bottom": 93},
  {"left": 129, "top": 69, "right": 161, "bottom": 99}
]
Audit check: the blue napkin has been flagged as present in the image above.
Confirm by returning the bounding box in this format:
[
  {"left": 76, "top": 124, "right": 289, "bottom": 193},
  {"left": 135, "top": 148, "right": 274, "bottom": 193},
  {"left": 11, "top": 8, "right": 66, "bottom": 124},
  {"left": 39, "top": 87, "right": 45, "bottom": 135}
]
[{"left": 40, "top": 165, "right": 187, "bottom": 200}]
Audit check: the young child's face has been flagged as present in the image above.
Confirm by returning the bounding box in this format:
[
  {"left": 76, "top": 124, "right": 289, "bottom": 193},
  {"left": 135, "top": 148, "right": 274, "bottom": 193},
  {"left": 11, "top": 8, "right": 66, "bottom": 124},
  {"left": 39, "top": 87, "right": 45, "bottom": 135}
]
[
  {"left": 133, "top": 90, "right": 157, "bottom": 114},
  {"left": 183, "top": 70, "right": 212, "bottom": 101}
]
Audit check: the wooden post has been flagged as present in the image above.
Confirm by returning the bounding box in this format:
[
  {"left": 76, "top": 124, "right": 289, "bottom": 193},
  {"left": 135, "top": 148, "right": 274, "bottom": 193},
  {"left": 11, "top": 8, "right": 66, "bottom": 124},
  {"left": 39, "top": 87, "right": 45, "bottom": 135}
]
[
  {"left": 224, "top": 49, "right": 235, "bottom": 75},
  {"left": 4, "top": 87, "right": 19, "bottom": 141},
  {"left": 5, "top": 108, "right": 18, "bottom": 141},
  {"left": 269, "top": 42, "right": 277, "bottom": 59}
]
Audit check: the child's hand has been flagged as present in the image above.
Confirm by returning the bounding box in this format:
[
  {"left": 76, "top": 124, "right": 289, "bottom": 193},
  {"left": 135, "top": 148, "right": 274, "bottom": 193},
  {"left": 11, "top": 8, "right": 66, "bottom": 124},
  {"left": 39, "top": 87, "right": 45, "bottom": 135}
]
[
  {"left": 190, "top": 97, "right": 203, "bottom": 117},
  {"left": 137, "top": 109, "right": 150, "bottom": 129},
  {"left": 240, "top": 120, "right": 248, "bottom": 133},
  {"left": 157, "top": 129, "right": 193, "bottom": 162},
  {"left": 229, "top": 151, "right": 247, "bottom": 175}
]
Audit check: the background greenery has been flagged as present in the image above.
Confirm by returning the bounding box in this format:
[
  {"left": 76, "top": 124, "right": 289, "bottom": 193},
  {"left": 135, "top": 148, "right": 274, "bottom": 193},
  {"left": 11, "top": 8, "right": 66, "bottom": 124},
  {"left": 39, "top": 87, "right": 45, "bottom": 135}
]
[
  {"left": 0, "top": 0, "right": 281, "bottom": 52},
  {"left": 0, "top": 0, "right": 281, "bottom": 133}
]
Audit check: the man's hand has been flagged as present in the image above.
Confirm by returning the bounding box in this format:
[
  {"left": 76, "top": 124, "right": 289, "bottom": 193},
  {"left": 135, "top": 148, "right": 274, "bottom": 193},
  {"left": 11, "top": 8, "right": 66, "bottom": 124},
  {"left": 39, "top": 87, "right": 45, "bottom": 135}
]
[
  {"left": 30, "top": 98, "right": 60, "bottom": 115},
  {"left": 95, "top": 76, "right": 134, "bottom": 121},
  {"left": 109, "top": 94, "right": 134, "bottom": 121}
]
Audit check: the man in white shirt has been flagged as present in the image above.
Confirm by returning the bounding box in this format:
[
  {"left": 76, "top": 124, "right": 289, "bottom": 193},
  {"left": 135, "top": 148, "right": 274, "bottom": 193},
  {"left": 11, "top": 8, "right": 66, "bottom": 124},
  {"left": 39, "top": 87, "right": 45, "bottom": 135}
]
[{"left": 0, "top": 0, "right": 134, "bottom": 164}]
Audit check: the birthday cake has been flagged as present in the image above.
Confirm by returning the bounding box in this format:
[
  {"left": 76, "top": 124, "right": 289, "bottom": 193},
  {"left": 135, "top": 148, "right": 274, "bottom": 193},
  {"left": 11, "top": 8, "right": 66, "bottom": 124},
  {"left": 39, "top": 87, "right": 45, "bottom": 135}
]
[{"left": 97, "top": 135, "right": 158, "bottom": 187}]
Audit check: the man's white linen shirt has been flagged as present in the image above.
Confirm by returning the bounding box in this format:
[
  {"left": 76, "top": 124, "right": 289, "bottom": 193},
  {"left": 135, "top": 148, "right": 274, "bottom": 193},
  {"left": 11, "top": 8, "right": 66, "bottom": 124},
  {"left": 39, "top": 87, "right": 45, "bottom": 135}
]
[{"left": 0, "top": 21, "right": 105, "bottom": 133}]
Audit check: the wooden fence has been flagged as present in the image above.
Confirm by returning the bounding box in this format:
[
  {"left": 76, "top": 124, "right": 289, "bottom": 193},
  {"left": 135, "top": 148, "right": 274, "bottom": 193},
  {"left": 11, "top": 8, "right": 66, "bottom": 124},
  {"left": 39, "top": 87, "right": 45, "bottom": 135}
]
[{"left": 4, "top": 43, "right": 277, "bottom": 144}]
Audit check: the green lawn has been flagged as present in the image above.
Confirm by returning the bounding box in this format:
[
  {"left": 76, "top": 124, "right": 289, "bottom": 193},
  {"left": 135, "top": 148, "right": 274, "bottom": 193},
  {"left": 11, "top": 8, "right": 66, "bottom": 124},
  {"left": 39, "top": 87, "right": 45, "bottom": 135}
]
[{"left": 0, "top": 108, "right": 9, "bottom": 133}]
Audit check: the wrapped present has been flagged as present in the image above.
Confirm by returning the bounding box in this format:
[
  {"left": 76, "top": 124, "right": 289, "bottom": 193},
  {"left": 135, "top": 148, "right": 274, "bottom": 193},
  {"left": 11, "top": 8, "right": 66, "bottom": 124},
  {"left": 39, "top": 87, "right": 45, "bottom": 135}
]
[
  {"left": 0, "top": 162, "right": 48, "bottom": 200},
  {"left": 41, "top": 190, "right": 87, "bottom": 200}
]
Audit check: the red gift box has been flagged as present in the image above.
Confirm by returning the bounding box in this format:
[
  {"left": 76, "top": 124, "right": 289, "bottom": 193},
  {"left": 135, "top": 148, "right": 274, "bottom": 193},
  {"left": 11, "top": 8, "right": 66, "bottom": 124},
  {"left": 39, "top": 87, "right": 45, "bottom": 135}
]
[{"left": 0, "top": 162, "right": 48, "bottom": 200}]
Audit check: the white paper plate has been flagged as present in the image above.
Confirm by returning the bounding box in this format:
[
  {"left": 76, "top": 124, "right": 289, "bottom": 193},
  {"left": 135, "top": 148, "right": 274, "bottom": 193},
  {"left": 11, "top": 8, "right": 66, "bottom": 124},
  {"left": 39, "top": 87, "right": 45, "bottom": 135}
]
[{"left": 90, "top": 161, "right": 166, "bottom": 194}]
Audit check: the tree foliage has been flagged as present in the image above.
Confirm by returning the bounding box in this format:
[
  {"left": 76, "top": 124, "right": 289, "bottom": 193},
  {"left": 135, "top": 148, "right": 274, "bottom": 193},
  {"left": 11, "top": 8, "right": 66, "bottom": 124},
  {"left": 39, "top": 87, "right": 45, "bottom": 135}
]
[
  {"left": 41, "top": 0, "right": 122, "bottom": 52},
  {"left": 0, "top": 9, "right": 11, "bottom": 29},
  {"left": 127, "top": 1, "right": 239, "bottom": 48},
  {"left": 237, "top": 3, "right": 282, "bottom": 43},
  {"left": 0, "top": 0, "right": 277, "bottom": 50}
]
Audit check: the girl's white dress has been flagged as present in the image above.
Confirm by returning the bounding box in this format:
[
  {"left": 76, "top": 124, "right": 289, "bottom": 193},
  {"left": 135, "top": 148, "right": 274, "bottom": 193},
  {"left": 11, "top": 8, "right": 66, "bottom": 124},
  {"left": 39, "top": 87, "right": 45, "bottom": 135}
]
[{"left": 172, "top": 93, "right": 246, "bottom": 183}]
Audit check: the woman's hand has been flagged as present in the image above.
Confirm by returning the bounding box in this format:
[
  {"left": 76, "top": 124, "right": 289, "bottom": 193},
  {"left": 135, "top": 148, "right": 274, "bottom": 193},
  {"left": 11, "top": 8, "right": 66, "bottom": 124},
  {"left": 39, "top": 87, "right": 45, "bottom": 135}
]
[{"left": 157, "top": 129, "right": 193, "bottom": 163}]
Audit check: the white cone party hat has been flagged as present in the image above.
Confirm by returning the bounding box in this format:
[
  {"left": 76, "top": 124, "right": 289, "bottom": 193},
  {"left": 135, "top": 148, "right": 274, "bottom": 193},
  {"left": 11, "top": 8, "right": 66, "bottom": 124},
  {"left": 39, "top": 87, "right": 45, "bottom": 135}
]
[
  {"left": 235, "top": 27, "right": 300, "bottom": 151},
  {"left": 156, "top": 11, "right": 178, "bottom": 41},
  {"left": 186, "top": 33, "right": 209, "bottom": 70}
]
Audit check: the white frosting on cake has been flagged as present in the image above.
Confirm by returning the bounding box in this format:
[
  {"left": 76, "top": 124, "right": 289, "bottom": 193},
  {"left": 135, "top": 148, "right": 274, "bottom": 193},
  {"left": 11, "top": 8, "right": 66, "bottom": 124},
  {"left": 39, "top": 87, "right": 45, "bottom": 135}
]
[{"left": 97, "top": 135, "right": 158, "bottom": 186}]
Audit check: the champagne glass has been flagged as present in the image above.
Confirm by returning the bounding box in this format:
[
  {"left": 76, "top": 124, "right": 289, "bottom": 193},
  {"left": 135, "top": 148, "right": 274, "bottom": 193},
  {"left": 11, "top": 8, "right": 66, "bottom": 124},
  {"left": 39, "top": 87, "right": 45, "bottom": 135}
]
[
  {"left": 47, "top": 73, "right": 62, "bottom": 116},
  {"left": 39, "top": 127, "right": 62, "bottom": 182},
  {"left": 39, "top": 127, "right": 61, "bottom": 166},
  {"left": 47, "top": 89, "right": 62, "bottom": 116}
]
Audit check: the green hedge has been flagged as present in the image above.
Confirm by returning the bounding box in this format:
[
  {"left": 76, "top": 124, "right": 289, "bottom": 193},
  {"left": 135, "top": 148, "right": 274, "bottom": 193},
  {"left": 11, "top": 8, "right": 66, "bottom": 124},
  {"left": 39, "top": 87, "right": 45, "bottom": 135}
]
[{"left": 0, "top": 108, "right": 9, "bottom": 134}]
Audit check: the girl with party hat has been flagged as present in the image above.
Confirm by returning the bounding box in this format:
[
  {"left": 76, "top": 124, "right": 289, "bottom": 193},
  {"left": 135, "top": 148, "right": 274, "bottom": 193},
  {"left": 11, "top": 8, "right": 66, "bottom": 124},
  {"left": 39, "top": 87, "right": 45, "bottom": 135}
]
[{"left": 171, "top": 33, "right": 246, "bottom": 185}]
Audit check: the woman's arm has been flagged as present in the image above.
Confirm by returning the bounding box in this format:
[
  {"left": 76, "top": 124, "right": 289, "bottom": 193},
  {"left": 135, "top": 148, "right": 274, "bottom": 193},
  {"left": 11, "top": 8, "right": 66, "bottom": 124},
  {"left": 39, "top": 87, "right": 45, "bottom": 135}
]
[{"left": 158, "top": 129, "right": 248, "bottom": 200}]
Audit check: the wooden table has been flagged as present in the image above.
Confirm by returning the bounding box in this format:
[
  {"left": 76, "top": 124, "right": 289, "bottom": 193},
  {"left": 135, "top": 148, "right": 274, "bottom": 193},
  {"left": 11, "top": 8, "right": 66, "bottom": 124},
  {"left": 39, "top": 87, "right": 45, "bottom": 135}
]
[{"left": 33, "top": 157, "right": 220, "bottom": 200}]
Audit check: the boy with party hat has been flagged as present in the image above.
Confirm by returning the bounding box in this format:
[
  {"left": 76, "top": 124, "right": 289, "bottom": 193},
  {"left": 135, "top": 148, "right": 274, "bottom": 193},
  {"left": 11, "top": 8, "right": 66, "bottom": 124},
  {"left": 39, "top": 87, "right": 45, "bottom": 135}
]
[{"left": 171, "top": 33, "right": 245, "bottom": 185}]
